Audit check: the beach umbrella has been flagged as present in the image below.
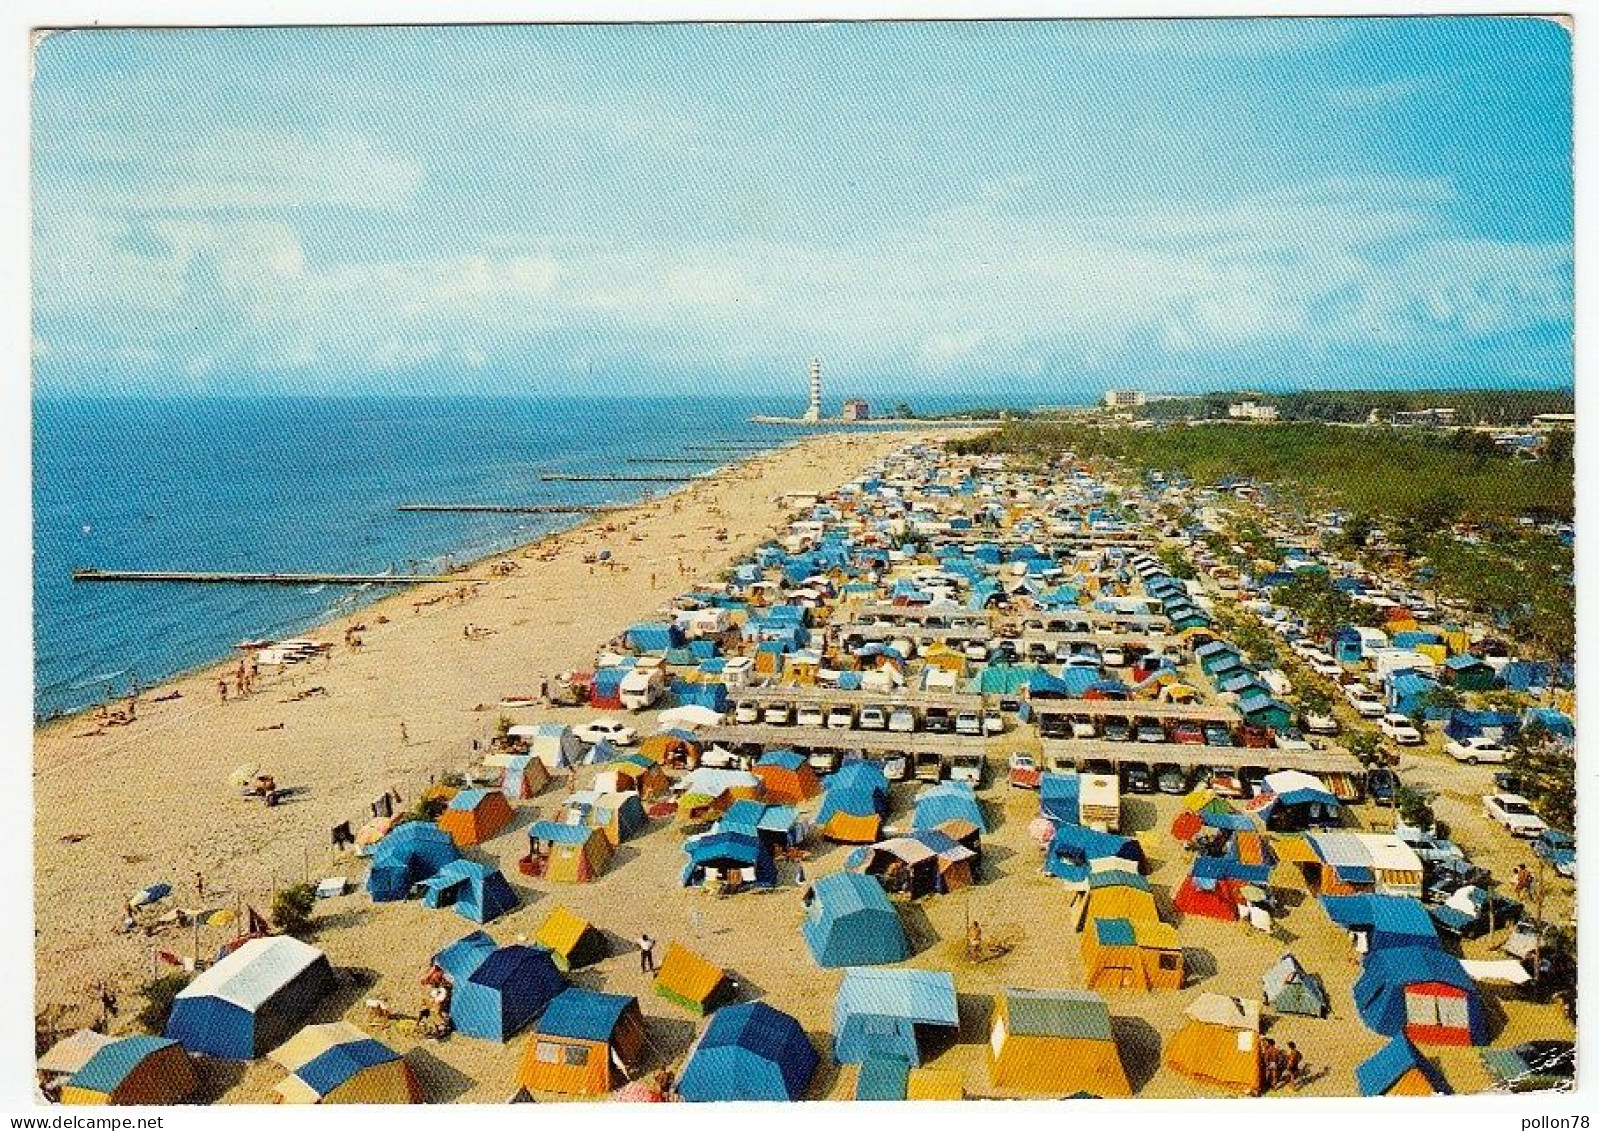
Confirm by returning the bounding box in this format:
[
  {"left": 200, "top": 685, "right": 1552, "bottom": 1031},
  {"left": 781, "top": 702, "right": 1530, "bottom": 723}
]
[
  {"left": 129, "top": 883, "right": 171, "bottom": 908},
  {"left": 228, "top": 764, "right": 259, "bottom": 789},
  {"left": 197, "top": 908, "right": 236, "bottom": 928}
]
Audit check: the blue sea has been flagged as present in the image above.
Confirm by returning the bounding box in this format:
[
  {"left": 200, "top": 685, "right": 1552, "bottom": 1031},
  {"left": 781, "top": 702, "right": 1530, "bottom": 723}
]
[
  {"left": 32, "top": 391, "right": 1058, "bottom": 719},
  {"left": 31, "top": 395, "right": 801, "bottom": 719}
]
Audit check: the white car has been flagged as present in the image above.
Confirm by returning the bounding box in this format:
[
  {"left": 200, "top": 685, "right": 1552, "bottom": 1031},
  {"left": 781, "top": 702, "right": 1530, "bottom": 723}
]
[
  {"left": 1305, "top": 653, "right": 1341, "bottom": 677},
  {"left": 887, "top": 707, "right": 917, "bottom": 734},
  {"left": 763, "top": 703, "right": 792, "bottom": 726},
  {"left": 1302, "top": 711, "right": 1340, "bottom": 736},
  {"left": 954, "top": 711, "right": 983, "bottom": 736},
  {"left": 1071, "top": 717, "right": 1097, "bottom": 740},
  {"left": 858, "top": 706, "right": 888, "bottom": 731},
  {"left": 1291, "top": 639, "right": 1321, "bottom": 661},
  {"left": 1273, "top": 729, "right": 1313, "bottom": 753},
  {"left": 1483, "top": 793, "right": 1549, "bottom": 838},
  {"left": 1344, "top": 686, "right": 1385, "bottom": 718},
  {"left": 796, "top": 704, "right": 825, "bottom": 728},
  {"left": 826, "top": 705, "right": 855, "bottom": 730},
  {"left": 1446, "top": 736, "right": 1510, "bottom": 765},
  {"left": 1101, "top": 646, "right": 1126, "bottom": 667},
  {"left": 982, "top": 709, "right": 1005, "bottom": 735},
  {"left": 733, "top": 701, "right": 760, "bottom": 725},
  {"left": 1380, "top": 713, "right": 1423, "bottom": 745},
  {"left": 572, "top": 717, "right": 638, "bottom": 746}
]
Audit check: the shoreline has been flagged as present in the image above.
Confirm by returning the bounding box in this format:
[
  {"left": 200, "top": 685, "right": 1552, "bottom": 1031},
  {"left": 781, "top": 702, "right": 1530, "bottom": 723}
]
[
  {"left": 32, "top": 428, "right": 935, "bottom": 1012},
  {"left": 34, "top": 444, "right": 787, "bottom": 734}
]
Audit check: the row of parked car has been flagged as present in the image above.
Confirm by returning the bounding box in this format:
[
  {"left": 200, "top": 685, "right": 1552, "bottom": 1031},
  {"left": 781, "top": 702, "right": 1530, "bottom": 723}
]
[
  {"left": 730, "top": 699, "right": 1006, "bottom": 736},
  {"left": 1035, "top": 712, "right": 1315, "bottom": 752}
]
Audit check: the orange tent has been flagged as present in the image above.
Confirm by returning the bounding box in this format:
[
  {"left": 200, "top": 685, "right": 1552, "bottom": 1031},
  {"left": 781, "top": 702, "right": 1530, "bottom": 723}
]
[
  {"left": 752, "top": 752, "right": 822, "bottom": 805},
  {"left": 516, "top": 989, "right": 644, "bottom": 1096},
  {"left": 436, "top": 789, "right": 514, "bottom": 847},
  {"left": 1165, "top": 994, "right": 1263, "bottom": 1096}
]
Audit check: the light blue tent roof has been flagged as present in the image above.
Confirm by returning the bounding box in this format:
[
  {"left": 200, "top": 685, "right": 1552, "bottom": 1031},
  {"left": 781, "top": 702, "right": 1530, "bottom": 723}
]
[
  {"left": 295, "top": 1037, "right": 401, "bottom": 1099},
  {"left": 802, "top": 873, "right": 908, "bottom": 968},
  {"left": 912, "top": 782, "right": 988, "bottom": 834},
  {"left": 1356, "top": 1037, "right": 1450, "bottom": 1096},
  {"left": 69, "top": 1036, "right": 183, "bottom": 1096},
  {"left": 833, "top": 967, "right": 959, "bottom": 1066}
]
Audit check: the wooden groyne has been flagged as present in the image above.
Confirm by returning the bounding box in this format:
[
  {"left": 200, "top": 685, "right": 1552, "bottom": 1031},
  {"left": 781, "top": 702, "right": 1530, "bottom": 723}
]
[
  {"left": 72, "top": 569, "right": 469, "bottom": 586},
  {"left": 538, "top": 473, "right": 697, "bottom": 484},
  {"left": 397, "top": 503, "right": 623, "bottom": 514}
]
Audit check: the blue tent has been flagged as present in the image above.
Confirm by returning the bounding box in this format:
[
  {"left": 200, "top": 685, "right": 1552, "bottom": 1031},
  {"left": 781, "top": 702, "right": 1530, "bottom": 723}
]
[
  {"left": 433, "top": 931, "right": 565, "bottom": 1043},
  {"left": 538, "top": 987, "right": 635, "bottom": 1043},
  {"left": 682, "top": 830, "right": 777, "bottom": 888},
  {"left": 366, "top": 822, "right": 461, "bottom": 902},
  {"left": 1046, "top": 824, "right": 1144, "bottom": 882},
  {"left": 912, "top": 782, "right": 987, "bottom": 834},
  {"left": 1321, "top": 895, "right": 1440, "bottom": 953},
  {"left": 833, "top": 967, "right": 959, "bottom": 1065},
  {"left": 802, "top": 873, "right": 908, "bottom": 967},
  {"left": 1356, "top": 1037, "right": 1451, "bottom": 1096},
  {"left": 419, "top": 859, "right": 519, "bottom": 924},
  {"left": 166, "top": 936, "right": 336, "bottom": 1060},
  {"left": 1388, "top": 670, "right": 1445, "bottom": 719},
  {"left": 855, "top": 1055, "right": 911, "bottom": 1100},
  {"left": 1523, "top": 707, "right": 1575, "bottom": 742},
  {"left": 1443, "top": 709, "right": 1521, "bottom": 744},
  {"left": 827, "top": 761, "right": 890, "bottom": 800},
  {"left": 626, "top": 623, "right": 682, "bottom": 653},
  {"left": 1040, "top": 772, "right": 1080, "bottom": 826},
  {"left": 1353, "top": 946, "right": 1484, "bottom": 1044},
  {"left": 677, "top": 1002, "right": 819, "bottom": 1102}
]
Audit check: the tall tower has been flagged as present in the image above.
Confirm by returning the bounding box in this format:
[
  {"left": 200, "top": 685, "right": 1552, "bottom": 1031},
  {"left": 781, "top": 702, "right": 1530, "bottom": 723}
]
[{"left": 802, "top": 356, "right": 822, "bottom": 422}]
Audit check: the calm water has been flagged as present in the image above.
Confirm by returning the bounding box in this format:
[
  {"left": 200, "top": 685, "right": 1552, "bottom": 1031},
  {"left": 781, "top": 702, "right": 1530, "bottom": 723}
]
[{"left": 31, "top": 394, "right": 804, "bottom": 718}]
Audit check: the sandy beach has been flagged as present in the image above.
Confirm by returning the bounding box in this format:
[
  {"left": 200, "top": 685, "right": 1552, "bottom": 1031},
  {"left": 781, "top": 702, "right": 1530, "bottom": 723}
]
[{"left": 32, "top": 430, "right": 925, "bottom": 1015}]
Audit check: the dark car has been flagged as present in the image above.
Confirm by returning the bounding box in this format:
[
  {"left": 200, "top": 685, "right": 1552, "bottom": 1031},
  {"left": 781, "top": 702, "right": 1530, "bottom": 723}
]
[
  {"left": 1085, "top": 758, "right": 1116, "bottom": 776},
  {"left": 1135, "top": 720, "right": 1166, "bottom": 744},
  {"left": 1038, "top": 714, "right": 1072, "bottom": 740},
  {"left": 1240, "top": 765, "right": 1269, "bottom": 796},
  {"left": 1103, "top": 721, "right": 1132, "bottom": 743},
  {"left": 1428, "top": 888, "right": 1523, "bottom": 940},
  {"left": 1366, "top": 767, "right": 1400, "bottom": 807},
  {"left": 922, "top": 710, "right": 954, "bottom": 735},
  {"left": 1203, "top": 723, "right": 1235, "bottom": 748},
  {"left": 1122, "top": 762, "right": 1155, "bottom": 794},
  {"left": 1422, "top": 856, "right": 1493, "bottom": 904},
  {"left": 1170, "top": 722, "right": 1205, "bottom": 745},
  {"left": 1493, "top": 771, "right": 1524, "bottom": 795},
  {"left": 1239, "top": 724, "right": 1273, "bottom": 750},
  {"left": 1532, "top": 830, "right": 1576, "bottom": 878},
  {"left": 1155, "top": 763, "right": 1187, "bottom": 794}
]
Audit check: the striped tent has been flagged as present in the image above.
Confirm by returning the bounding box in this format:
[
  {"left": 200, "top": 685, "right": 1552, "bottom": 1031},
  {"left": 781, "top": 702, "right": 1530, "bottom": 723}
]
[{"left": 270, "top": 1022, "right": 420, "bottom": 1104}]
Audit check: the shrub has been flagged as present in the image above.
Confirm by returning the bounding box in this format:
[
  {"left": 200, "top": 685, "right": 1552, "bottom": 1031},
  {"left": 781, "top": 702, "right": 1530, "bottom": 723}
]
[
  {"left": 135, "top": 972, "right": 192, "bottom": 1033},
  {"left": 271, "top": 883, "right": 318, "bottom": 936}
]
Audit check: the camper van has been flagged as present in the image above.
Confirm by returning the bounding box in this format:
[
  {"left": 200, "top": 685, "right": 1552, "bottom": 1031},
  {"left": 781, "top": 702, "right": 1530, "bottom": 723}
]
[
  {"left": 619, "top": 668, "right": 666, "bottom": 711},
  {"left": 722, "top": 657, "right": 755, "bottom": 689},
  {"left": 1079, "top": 773, "right": 1121, "bottom": 833}
]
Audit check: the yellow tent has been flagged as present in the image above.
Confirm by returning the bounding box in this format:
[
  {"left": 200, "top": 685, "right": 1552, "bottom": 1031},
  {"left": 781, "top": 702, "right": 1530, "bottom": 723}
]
[
  {"left": 987, "top": 988, "right": 1131, "bottom": 1097},
  {"left": 59, "top": 1037, "right": 197, "bottom": 1106},
  {"left": 653, "top": 943, "right": 733, "bottom": 1015},
  {"left": 535, "top": 905, "right": 608, "bottom": 971},
  {"left": 905, "top": 1068, "right": 965, "bottom": 1100},
  {"left": 1165, "top": 994, "right": 1263, "bottom": 1096},
  {"left": 1081, "top": 916, "right": 1184, "bottom": 992},
  {"left": 270, "top": 1022, "right": 419, "bottom": 1104}
]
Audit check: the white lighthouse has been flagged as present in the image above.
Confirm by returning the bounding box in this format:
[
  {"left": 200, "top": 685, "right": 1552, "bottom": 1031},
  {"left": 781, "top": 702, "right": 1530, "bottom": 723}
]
[{"left": 802, "top": 356, "right": 822, "bottom": 422}]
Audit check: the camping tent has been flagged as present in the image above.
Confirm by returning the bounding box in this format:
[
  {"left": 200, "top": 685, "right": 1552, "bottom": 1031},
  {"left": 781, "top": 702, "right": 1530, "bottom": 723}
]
[
  {"left": 560, "top": 790, "right": 647, "bottom": 846},
  {"left": 1080, "top": 916, "right": 1183, "bottom": 991},
  {"left": 912, "top": 782, "right": 988, "bottom": 834},
  {"left": 1262, "top": 953, "right": 1329, "bottom": 1018},
  {"left": 1045, "top": 824, "right": 1143, "bottom": 884},
  {"left": 433, "top": 931, "right": 565, "bottom": 1043},
  {"left": 832, "top": 968, "right": 958, "bottom": 1066},
  {"left": 1356, "top": 1037, "right": 1451, "bottom": 1096},
  {"left": 516, "top": 989, "right": 645, "bottom": 1096},
  {"left": 986, "top": 988, "right": 1131, "bottom": 1097},
  {"left": 802, "top": 873, "right": 909, "bottom": 967},
  {"left": 654, "top": 943, "right": 735, "bottom": 1016},
  {"left": 752, "top": 749, "right": 823, "bottom": 804},
  {"left": 848, "top": 832, "right": 975, "bottom": 898},
  {"left": 365, "top": 822, "right": 461, "bottom": 902},
  {"left": 1321, "top": 894, "right": 1440, "bottom": 954},
  {"left": 419, "top": 859, "right": 518, "bottom": 924},
  {"left": 682, "top": 830, "right": 777, "bottom": 890},
  {"left": 524, "top": 822, "right": 613, "bottom": 883},
  {"left": 1353, "top": 946, "right": 1485, "bottom": 1046},
  {"left": 817, "top": 785, "right": 888, "bottom": 844},
  {"left": 1164, "top": 994, "right": 1263, "bottom": 1096},
  {"left": 1083, "top": 869, "right": 1159, "bottom": 924},
  {"left": 166, "top": 936, "right": 336, "bottom": 1060},
  {"left": 533, "top": 906, "right": 608, "bottom": 972},
  {"left": 502, "top": 754, "right": 552, "bottom": 800},
  {"left": 437, "top": 788, "right": 515, "bottom": 847},
  {"left": 59, "top": 1037, "right": 197, "bottom": 1105},
  {"left": 676, "top": 1002, "right": 819, "bottom": 1102},
  {"left": 269, "top": 1022, "right": 420, "bottom": 1104}
]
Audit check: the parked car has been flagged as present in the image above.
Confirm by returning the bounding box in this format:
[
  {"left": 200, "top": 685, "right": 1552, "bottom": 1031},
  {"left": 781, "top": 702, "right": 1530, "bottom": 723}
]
[
  {"left": 763, "top": 702, "right": 793, "bottom": 726},
  {"left": 1273, "top": 728, "right": 1312, "bottom": 753},
  {"left": 1070, "top": 717, "right": 1097, "bottom": 740},
  {"left": 1101, "top": 645, "right": 1126, "bottom": 667},
  {"left": 1422, "top": 855, "right": 1492, "bottom": 904},
  {"left": 1239, "top": 724, "right": 1273, "bottom": 749},
  {"left": 1532, "top": 829, "right": 1576, "bottom": 877},
  {"left": 1102, "top": 720, "right": 1132, "bottom": 743},
  {"left": 1493, "top": 770, "right": 1524, "bottom": 795},
  {"left": 949, "top": 752, "right": 985, "bottom": 787},
  {"left": 572, "top": 717, "right": 638, "bottom": 746},
  {"left": 963, "top": 641, "right": 990, "bottom": 662},
  {"left": 888, "top": 707, "right": 917, "bottom": 734},
  {"left": 1302, "top": 710, "right": 1339, "bottom": 735},
  {"left": 1446, "top": 736, "right": 1510, "bottom": 764},
  {"left": 1207, "top": 768, "right": 1245, "bottom": 799},
  {"left": 1380, "top": 713, "right": 1423, "bottom": 745},
  {"left": 1122, "top": 762, "right": 1155, "bottom": 794},
  {"left": 954, "top": 711, "right": 983, "bottom": 737},
  {"left": 1038, "top": 713, "right": 1072, "bottom": 739},
  {"left": 858, "top": 705, "right": 888, "bottom": 731},
  {"left": 826, "top": 705, "right": 855, "bottom": 730},
  {"left": 1429, "top": 885, "right": 1523, "bottom": 940},
  {"left": 1305, "top": 653, "right": 1341, "bottom": 677},
  {"left": 982, "top": 709, "right": 1005, "bottom": 735},
  {"left": 796, "top": 704, "right": 825, "bottom": 728},
  {"left": 922, "top": 709, "right": 953, "bottom": 734},
  {"left": 807, "top": 749, "right": 841, "bottom": 774},
  {"left": 1483, "top": 793, "right": 1549, "bottom": 838},
  {"left": 1366, "top": 767, "right": 1400, "bottom": 806},
  {"left": 1007, "top": 751, "right": 1041, "bottom": 789},
  {"left": 1240, "top": 765, "right": 1269, "bottom": 797},
  {"left": 1203, "top": 723, "right": 1235, "bottom": 748},
  {"left": 1155, "top": 763, "right": 1188, "bottom": 794},
  {"left": 733, "top": 701, "right": 761, "bottom": 725},
  {"left": 1169, "top": 722, "right": 1204, "bottom": 745},
  {"left": 1135, "top": 719, "right": 1166, "bottom": 744},
  {"left": 1399, "top": 832, "right": 1467, "bottom": 871}
]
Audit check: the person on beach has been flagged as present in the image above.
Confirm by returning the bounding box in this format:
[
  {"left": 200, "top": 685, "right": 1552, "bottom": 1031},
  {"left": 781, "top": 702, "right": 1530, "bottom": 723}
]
[
  {"left": 217, "top": 678, "right": 228, "bottom": 704},
  {"left": 399, "top": 722, "right": 410, "bottom": 746},
  {"left": 966, "top": 921, "right": 983, "bottom": 962},
  {"left": 638, "top": 933, "right": 657, "bottom": 974},
  {"left": 194, "top": 872, "right": 205, "bottom": 900},
  {"left": 1259, "top": 1037, "right": 1278, "bottom": 1091},
  {"left": 1283, "top": 1042, "right": 1303, "bottom": 1089}
]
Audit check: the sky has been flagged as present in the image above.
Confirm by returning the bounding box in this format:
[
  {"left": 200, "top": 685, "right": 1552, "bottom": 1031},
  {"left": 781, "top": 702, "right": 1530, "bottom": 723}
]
[{"left": 31, "top": 18, "right": 1574, "bottom": 402}]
